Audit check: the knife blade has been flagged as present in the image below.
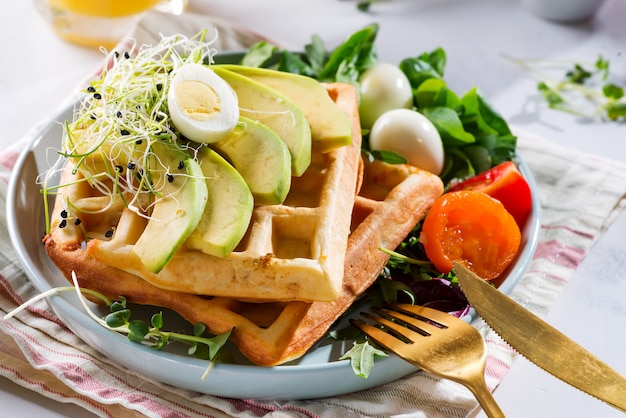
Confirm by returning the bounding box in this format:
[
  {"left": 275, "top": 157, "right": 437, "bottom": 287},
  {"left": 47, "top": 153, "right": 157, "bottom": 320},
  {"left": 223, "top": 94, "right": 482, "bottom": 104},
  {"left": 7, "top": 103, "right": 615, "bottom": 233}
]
[{"left": 453, "top": 262, "right": 626, "bottom": 413}]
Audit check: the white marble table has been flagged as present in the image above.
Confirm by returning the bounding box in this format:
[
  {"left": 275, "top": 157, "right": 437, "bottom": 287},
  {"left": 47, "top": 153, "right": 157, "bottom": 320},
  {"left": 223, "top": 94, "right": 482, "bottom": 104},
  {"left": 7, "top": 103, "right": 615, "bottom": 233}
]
[{"left": 1, "top": 0, "right": 625, "bottom": 416}]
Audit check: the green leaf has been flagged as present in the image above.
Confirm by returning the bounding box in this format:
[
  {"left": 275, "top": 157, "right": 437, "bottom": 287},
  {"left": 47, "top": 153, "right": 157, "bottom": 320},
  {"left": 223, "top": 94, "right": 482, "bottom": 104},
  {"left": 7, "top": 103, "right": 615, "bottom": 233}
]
[
  {"left": 110, "top": 297, "right": 127, "bottom": 312},
  {"left": 153, "top": 336, "right": 168, "bottom": 350},
  {"left": 240, "top": 41, "right": 278, "bottom": 68},
  {"left": 415, "top": 78, "right": 461, "bottom": 109},
  {"left": 459, "top": 144, "right": 492, "bottom": 174},
  {"left": 462, "top": 87, "right": 512, "bottom": 136},
  {"left": 317, "top": 23, "right": 379, "bottom": 83},
  {"left": 606, "top": 102, "right": 626, "bottom": 121},
  {"left": 206, "top": 329, "right": 233, "bottom": 361},
  {"left": 378, "top": 279, "right": 416, "bottom": 304},
  {"left": 566, "top": 63, "right": 592, "bottom": 84},
  {"left": 537, "top": 81, "right": 565, "bottom": 106},
  {"left": 371, "top": 150, "right": 408, "bottom": 165},
  {"left": 440, "top": 148, "right": 476, "bottom": 185},
  {"left": 189, "top": 342, "right": 211, "bottom": 359},
  {"left": 129, "top": 320, "right": 149, "bottom": 338},
  {"left": 151, "top": 312, "right": 164, "bottom": 329},
  {"left": 595, "top": 55, "right": 610, "bottom": 80},
  {"left": 277, "top": 50, "right": 314, "bottom": 76},
  {"left": 339, "top": 341, "right": 388, "bottom": 379},
  {"left": 105, "top": 309, "right": 131, "bottom": 328},
  {"left": 420, "top": 47, "right": 447, "bottom": 77},
  {"left": 127, "top": 332, "right": 145, "bottom": 343},
  {"left": 399, "top": 48, "right": 446, "bottom": 90},
  {"left": 304, "top": 35, "right": 327, "bottom": 75},
  {"left": 422, "top": 107, "right": 475, "bottom": 146},
  {"left": 603, "top": 83, "right": 624, "bottom": 100},
  {"left": 193, "top": 322, "right": 207, "bottom": 337}
]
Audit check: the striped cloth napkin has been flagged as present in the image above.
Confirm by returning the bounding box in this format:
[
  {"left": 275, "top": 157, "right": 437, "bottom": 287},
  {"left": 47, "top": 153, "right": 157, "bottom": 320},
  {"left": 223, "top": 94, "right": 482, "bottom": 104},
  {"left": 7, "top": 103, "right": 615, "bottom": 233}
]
[{"left": 1, "top": 11, "right": 626, "bottom": 418}]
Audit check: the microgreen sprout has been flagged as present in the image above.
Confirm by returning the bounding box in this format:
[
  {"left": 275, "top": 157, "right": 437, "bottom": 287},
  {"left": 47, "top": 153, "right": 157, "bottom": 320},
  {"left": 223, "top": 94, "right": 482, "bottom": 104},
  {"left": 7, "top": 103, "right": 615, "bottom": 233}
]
[
  {"left": 40, "top": 31, "right": 221, "bottom": 233},
  {"left": 504, "top": 53, "right": 626, "bottom": 122},
  {"left": 3, "top": 271, "right": 232, "bottom": 380}
]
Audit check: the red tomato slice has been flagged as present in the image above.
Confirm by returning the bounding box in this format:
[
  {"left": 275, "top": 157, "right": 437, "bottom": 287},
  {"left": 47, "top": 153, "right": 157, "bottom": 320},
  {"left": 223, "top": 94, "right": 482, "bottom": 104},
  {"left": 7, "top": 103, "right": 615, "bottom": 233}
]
[
  {"left": 420, "top": 190, "right": 521, "bottom": 280},
  {"left": 448, "top": 161, "right": 532, "bottom": 227}
]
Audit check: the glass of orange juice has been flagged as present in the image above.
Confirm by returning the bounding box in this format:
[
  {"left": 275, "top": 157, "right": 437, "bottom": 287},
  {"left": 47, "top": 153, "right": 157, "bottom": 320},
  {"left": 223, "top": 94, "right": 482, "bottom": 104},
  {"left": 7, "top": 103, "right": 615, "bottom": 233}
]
[{"left": 35, "top": 0, "right": 188, "bottom": 49}]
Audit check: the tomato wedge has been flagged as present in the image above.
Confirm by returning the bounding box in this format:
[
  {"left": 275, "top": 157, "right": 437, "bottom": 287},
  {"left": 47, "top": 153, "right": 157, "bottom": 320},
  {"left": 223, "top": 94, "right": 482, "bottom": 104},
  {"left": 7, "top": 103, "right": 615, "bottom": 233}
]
[
  {"left": 420, "top": 190, "right": 521, "bottom": 280},
  {"left": 448, "top": 161, "right": 532, "bottom": 227}
]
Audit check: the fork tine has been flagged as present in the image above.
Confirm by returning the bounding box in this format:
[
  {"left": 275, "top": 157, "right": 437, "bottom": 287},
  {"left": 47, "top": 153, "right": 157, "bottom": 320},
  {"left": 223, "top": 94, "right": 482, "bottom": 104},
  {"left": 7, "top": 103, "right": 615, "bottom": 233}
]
[
  {"left": 374, "top": 305, "right": 447, "bottom": 336},
  {"left": 350, "top": 318, "right": 408, "bottom": 350},
  {"left": 358, "top": 311, "right": 426, "bottom": 342},
  {"left": 389, "top": 303, "right": 458, "bottom": 327}
]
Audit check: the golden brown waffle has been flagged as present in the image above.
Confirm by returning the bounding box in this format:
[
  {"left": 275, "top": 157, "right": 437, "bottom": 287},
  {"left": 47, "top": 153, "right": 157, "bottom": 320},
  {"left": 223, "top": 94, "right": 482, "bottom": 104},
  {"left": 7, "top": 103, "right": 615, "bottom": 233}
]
[
  {"left": 67, "top": 83, "right": 362, "bottom": 303},
  {"left": 44, "top": 83, "right": 444, "bottom": 366}
]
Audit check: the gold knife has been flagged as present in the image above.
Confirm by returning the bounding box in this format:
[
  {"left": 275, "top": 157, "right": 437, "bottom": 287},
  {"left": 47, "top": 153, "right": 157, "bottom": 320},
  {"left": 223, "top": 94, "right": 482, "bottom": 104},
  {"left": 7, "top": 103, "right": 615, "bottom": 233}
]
[{"left": 453, "top": 262, "right": 626, "bottom": 413}]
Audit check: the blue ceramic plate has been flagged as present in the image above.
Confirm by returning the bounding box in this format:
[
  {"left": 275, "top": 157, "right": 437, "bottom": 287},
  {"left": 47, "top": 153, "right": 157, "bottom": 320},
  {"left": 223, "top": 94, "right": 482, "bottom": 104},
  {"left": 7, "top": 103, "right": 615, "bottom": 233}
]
[{"left": 6, "top": 96, "right": 540, "bottom": 401}]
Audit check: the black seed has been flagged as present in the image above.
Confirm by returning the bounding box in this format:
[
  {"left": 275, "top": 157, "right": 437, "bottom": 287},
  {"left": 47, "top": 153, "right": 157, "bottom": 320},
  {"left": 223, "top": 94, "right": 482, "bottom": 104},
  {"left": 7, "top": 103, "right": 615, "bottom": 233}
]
[
  {"left": 105, "top": 229, "right": 114, "bottom": 238},
  {"left": 90, "top": 114, "right": 96, "bottom": 120},
  {"left": 178, "top": 160, "right": 184, "bottom": 170},
  {"left": 127, "top": 162, "right": 136, "bottom": 170},
  {"left": 135, "top": 139, "right": 143, "bottom": 145},
  {"left": 74, "top": 218, "right": 81, "bottom": 226},
  {"left": 121, "top": 129, "right": 130, "bottom": 136},
  {"left": 124, "top": 51, "right": 130, "bottom": 59},
  {"left": 116, "top": 165, "right": 123, "bottom": 173},
  {"left": 93, "top": 93, "right": 102, "bottom": 100},
  {"left": 156, "top": 83, "right": 163, "bottom": 91},
  {"left": 87, "top": 86, "right": 95, "bottom": 93},
  {"left": 167, "top": 174, "right": 174, "bottom": 183},
  {"left": 59, "top": 219, "right": 67, "bottom": 228},
  {"left": 60, "top": 209, "right": 68, "bottom": 218},
  {"left": 116, "top": 111, "right": 123, "bottom": 118}
]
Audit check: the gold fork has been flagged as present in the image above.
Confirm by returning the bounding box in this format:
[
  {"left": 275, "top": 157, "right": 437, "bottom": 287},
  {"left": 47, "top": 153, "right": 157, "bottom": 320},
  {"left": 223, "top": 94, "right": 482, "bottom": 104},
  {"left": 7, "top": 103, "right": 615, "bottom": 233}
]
[{"left": 351, "top": 303, "right": 505, "bottom": 418}]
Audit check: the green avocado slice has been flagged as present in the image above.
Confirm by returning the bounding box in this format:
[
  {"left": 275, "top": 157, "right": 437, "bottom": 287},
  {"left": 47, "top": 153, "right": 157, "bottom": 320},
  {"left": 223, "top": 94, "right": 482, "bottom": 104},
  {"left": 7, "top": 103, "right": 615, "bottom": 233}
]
[
  {"left": 186, "top": 146, "right": 254, "bottom": 258},
  {"left": 212, "top": 66, "right": 311, "bottom": 176},
  {"left": 133, "top": 144, "right": 208, "bottom": 273}
]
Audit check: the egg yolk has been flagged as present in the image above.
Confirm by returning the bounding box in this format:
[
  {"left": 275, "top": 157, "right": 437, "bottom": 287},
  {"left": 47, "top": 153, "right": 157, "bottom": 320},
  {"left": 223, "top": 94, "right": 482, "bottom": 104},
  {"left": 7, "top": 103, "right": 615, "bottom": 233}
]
[{"left": 175, "top": 80, "right": 221, "bottom": 121}]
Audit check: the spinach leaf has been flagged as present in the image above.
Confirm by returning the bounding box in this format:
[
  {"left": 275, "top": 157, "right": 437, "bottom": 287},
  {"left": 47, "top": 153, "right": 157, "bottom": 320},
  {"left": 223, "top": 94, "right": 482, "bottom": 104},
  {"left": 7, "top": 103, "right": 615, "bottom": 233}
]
[
  {"left": 317, "top": 23, "right": 379, "bottom": 83},
  {"left": 399, "top": 48, "right": 446, "bottom": 90},
  {"left": 422, "top": 107, "right": 475, "bottom": 146},
  {"left": 240, "top": 41, "right": 278, "bottom": 68}
]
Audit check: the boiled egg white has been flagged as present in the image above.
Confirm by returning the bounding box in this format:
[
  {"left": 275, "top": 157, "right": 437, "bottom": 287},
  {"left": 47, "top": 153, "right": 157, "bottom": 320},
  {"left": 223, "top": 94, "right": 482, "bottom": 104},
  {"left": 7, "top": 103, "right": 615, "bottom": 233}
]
[
  {"left": 168, "top": 63, "right": 239, "bottom": 144},
  {"left": 369, "top": 108, "right": 444, "bottom": 175},
  {"left": 359, "top": 62, "right": 413, "bottom": 129}
]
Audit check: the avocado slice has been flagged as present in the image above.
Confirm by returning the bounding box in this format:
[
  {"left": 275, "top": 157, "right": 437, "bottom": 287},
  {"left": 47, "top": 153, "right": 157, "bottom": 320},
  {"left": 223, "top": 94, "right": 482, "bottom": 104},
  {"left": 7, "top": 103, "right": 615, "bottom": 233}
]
[
  {"left": 186, "top": 146, "right": 254, "bottom": 258},
  {"left": 212, "top": 116, "right": 292, "bottom": 206},
  {"left": 217, "top": 64, "right": 352, "bottom": 153},
  {"left": 132, "top": 143, "right": 208, "bottom": 273},
  {"left": 212, "top": 66, "right": 311, "bottom": 176}
]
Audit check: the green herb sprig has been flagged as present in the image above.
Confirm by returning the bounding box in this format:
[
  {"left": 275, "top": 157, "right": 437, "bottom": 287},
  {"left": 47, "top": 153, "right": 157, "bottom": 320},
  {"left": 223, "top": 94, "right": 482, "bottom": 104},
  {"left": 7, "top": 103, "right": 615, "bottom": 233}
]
[
  {"left": 505, "top": 54, "right": 626, "bottom": 122},
  {"left": 4, "top": 272, "right": 232, "bottom": 379},
  {"left": 339, "top": 340, "right": 388, "bottom": 378}
]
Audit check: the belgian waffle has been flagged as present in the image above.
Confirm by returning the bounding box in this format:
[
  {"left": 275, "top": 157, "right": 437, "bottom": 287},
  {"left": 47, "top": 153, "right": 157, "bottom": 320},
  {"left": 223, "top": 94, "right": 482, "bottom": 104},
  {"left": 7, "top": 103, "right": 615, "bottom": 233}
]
[
  {"left": 55, "top": 83, "right": 361, "bottom": 303},
  {"left": 43, "top": 83, "right": 444, "bottom": 365}
]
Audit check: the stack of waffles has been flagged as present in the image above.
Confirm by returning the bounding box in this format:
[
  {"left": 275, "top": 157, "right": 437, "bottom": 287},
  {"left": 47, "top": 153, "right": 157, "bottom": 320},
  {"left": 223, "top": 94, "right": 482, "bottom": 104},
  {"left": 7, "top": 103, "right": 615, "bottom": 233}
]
[{"left": 44, "top": 83, "right": 444, "bottom": 366}]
